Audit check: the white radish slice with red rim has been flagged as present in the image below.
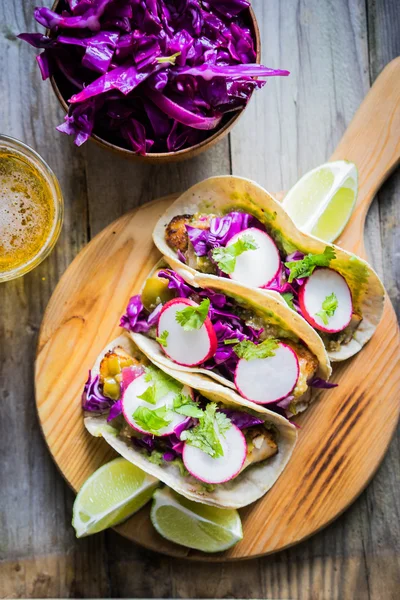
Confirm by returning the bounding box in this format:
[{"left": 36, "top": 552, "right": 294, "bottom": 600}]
[
  {"left": 182, "top": 424, "right": 247, "bottom": 484},
  {"left": 157, "top": 298, "right": 217, "bottom": 367},
  {"left": 226, "top": 228, "right": 281, "bottom": 288},
  {"left": 234, "top": 342, "right": 299, "bottom": 404},
  {"left": 122, "top": 371, "right": 192, "bottom": 436},
  {"left": 298, "top": 267, "right": 353, "bottom": 333}
]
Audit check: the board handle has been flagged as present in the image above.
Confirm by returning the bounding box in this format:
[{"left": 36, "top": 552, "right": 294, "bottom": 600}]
[{"left": 331, "top": 57, "right": 400, "bottom": 255}]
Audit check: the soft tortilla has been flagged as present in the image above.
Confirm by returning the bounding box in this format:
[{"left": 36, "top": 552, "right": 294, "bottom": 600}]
[
  {"left": 131, "top": 260, "right": 331, "bottom": 400},
  {"left": 84, "top": 333, "right": 297, "bottom": 509},
  {"left": 153, "top": 175, "right": 385, "bottom": 361}
]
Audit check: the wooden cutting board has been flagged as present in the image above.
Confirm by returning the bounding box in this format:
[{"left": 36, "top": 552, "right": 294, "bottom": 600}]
[{"left": 35, "top": 58, "right": 400, "bottom": 561}]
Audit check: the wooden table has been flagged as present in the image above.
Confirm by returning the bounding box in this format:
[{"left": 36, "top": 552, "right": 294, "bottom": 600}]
[{"left": 1, "top": 1, "right": 399, "bottom": 598}]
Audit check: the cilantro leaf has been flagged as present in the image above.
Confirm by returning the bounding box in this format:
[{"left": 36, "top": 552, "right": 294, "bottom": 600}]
[
  {"left": 223, "top": 338, "right": 241, "bottom": 345},
  {"left": 144, "top": 365, "right": 182, "bottom": 401},
  {"left": 215, "top": 410, "right": 231, "bottom": 435},
  {"left": 156, "top": 330, "right": 169, "bottom": 347},
  {"left": 285, "top": 247, "right": 336, "bottom": 283},
  {"left": 181, "top": 403, "right": 231, "bottom": 458},
  {"left": 133, "top": 405, "right": 172, "bottom": 434},
  {"left": 173, "top": 393, "right": 204, "bottom": 418},
  {"left": 234, "top": 338, "right": 279, "bottom": 361},
  {"left": 175, "top": 298, "right": 210, "bottom": 331},
  {"left": 212, "top": 234, "right": 258, "bottom": 274},
  {"left": 316, "top": 292, "right": 338, "bottom": 325},
  {"left": 137, "top": 384, "right": 156, "bottom": 404},
  {"left": 282, "top": 292, "right": 295, "bottom": 310}
]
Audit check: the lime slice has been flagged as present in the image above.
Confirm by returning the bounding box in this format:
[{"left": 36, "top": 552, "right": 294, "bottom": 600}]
[
  {"left": 282, "top": 160, "right": 358, "bottom": 242},
  {"left": 150, "top": 487, "right": 243, "bottom": 552},
  {"left": 72, "top": 457, "right": 159, "bottom": 537}
]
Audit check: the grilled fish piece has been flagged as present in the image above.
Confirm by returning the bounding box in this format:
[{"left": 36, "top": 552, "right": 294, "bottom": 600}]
[
  {"left": 165, "top": 214, "right": 193, "bottom": 252},
  {"left": 242, "top": 426, "right": 278, "bottom": 471}
]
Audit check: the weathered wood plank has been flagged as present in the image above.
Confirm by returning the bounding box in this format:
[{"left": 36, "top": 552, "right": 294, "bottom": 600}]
[
  {"left": 0, "top": 1, "right": 109, "bottom": 597},
  {"left": 368, "top": 0, "right": 400, "bottom": 317},
  {"left": 1, "top": 0, "right": 399, "bottom": 598},
  {"left": 361, "top": 2, "right": 400, "bottom": 599},
  {"left": 84, "top": 138, "right": 230, "bottom": 236},
  {"left": 230, "top": 1, "right": 399, "bottom": 599}
]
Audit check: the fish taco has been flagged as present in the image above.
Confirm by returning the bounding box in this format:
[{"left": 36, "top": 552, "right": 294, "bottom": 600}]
[
  {"left": 121, "top": 261, "right": 332, "bottom": 416},
  {"left": 153, "top": 175, "right": 384, "bottom": 361},
  {"left": 83, "top": 333, "right": 297, "bottom": 509}
]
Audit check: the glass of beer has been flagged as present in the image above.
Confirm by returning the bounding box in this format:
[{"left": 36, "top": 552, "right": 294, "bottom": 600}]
[{"left": 0, "top": 135, "right": 63, "bottom": 282}]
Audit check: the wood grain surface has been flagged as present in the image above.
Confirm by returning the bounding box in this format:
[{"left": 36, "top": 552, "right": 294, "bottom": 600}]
[
  {"left": 34, "top": 182, "right": 400, "bottom": 561},
  {"left": 1, "top": 0, "right": 400, "bottom": 598}
]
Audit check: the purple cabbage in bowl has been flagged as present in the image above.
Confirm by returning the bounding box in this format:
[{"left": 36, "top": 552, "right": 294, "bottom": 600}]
[{"left": 19, "top": 0, "right": 289, "bottom": 154}]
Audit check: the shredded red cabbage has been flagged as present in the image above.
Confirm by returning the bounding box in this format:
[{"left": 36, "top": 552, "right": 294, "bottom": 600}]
[
  {"left": 82, "top": 371, "right": 113, "bottom": 411},
  {"left": 107, "top": 399, "right": 123, "bottom": 421},
  {"left": 163, "top": 451, "right": 176, "bottom": 461},
  {"left": 286, "top": 251, "right": 305, "bottom": 262},
  {"left": 19, "top": 0, "right": 289, "bottom": 154},
  {"left": 82, "top": 365, "right": 145, "bottom": 420},
  {"left": 186, "top": 211, "right": 266, "bottom": 257},
  {"left": 120, "top": 268, "right": 262, "bottom": 379},
  {"left": 132, "top": 434, "right": 156, "bottom": 452},
  {"left": 157, "top": 269, "right": 193, "bottom": 297},
  {"left": 276, "top": 395, "right": 294, "bottom": 410},
  {"left": 57, "top": 31, "right": 120, "bottom": 73},
  {"left": 182, "top": 216, "right": 311, "bottom": 317},
  {"left": 174, "top": 417, "right": 193, "bottom": 438},
  {"left": 219, "top": 409, "right": 263, "bottom": 429},
  {"left": 185, "top": 226, "right": 209, "bottom": 257},
  {"left": 131, "top": 418, "right": 193, "bottom": 460},
  {"left": 120, "top": 296, "right": 162, "bottom": 332},
  {"left": 265, "top": 266, "right": 293, "bottom": 294},
  {"left": 309, "top": 377, "right": 338, "bottom": 389}
]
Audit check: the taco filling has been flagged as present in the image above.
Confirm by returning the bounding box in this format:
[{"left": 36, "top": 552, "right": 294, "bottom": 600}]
[
  {"left": 82, "top": 346, "right": 281, "bottom": 487},
  {"left": 119, "top": 268, "right": 331, "bottom": 414},
  {"left": 164, "top": 211, "right": 362, "bottom": 351}
]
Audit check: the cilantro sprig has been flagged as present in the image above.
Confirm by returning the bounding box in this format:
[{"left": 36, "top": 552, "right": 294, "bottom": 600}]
[
  {"left": 234, "top": 338, "right": 279, "bottom": 361},
  {"left": 156, "top": 330, "right": 169, "bottom": 347},
  {"left": 285, "top": 247, "right": 336, "bottom": 283},
  {"left": 137, "top": 384, "right": 157, "bottom": 405},
  {"left": 282, "top": 292, "right": 295, "bottom": 310},
  {"left": 138, "top": 365, "right": 182, "bottom": 405},
  {"left": 175, "top": 298, "right": 210, "bottom": 331},
  {"left": 180, "top": 403, "right": 231, "bottom": 458},
  {"left": 212, "top": 234, "right": 258, "bottom": 274},
  {"left": 316, "top": 292, "right": 338, "bottom": 325},
  {"left": 133, "top": 405, "right": 172, "bottom": 434},
  {"left": 173, "top": 393, "right": 204, "bottom": 418}
]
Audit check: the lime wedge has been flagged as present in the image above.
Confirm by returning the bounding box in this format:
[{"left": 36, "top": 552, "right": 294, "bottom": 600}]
[
  {"left": 282, "top": 160, "right": 358, "bottom": 242},
  {"left": 150, "top": 487, "right": 243, "bottom": 552},
  {"left": 72, "top": 457, "right": 158, "bottom": 537}
]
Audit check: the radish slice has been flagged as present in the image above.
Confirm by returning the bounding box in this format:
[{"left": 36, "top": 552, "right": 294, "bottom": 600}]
[
  {"left": 157, "top": 298, "right": 217, "bottom": 367},
  {"left": 182, "top": 424, "right": 247, "bottom": 484},
  {"left": 234, "top": 342, "right": 299, "bottom": 404},
  {"left": 298, "top": 268, "right": 353, "bottom": 333},
  {"left": 226, "top": 228, "right": 281, "bottom": 288},
  {"left": 122, "top": 372, "right": 192, "bottom": 436}
]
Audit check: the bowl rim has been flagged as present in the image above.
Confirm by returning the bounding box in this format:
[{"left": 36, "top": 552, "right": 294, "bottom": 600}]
[
  {"left": 48, "top": 1, "right": 261, "bottom": 160},
  {"left": 0, "top": 134, "right": 64, "bottom": 282}
]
